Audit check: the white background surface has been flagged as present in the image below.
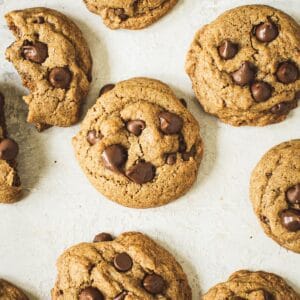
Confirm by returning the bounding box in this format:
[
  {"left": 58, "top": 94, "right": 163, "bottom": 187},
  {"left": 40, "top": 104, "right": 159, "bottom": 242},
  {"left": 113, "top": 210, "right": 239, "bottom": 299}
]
[{"left": 0, "top": 0, "right": 299, "bottom": 299}]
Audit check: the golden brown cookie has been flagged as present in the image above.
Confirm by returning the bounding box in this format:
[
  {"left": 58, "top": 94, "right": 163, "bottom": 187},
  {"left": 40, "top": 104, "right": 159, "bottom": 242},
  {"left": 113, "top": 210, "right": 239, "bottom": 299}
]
[
  {"left": 0, "top": 279, "right": 28, "bottom": 300},
  {"left": 72, "top": 77, "right": 203, "bottom": 208},
  {"left": 52, "top": 232, "right": 192, "bottom": 299},
  {"left": 186, "top": 5, "right": 300, "bottom": 126},
  {"left": 5, "top": 7, "right": 92, "bottom": 130},
  {"left": 202, "top": 270, "right": 299, "bottom": 299},
  {"left": 250, "top": 140, "right": 300, "bottom": 253},
  {"left": 83, "top": 0, "right": 178, "bottom": 30}
]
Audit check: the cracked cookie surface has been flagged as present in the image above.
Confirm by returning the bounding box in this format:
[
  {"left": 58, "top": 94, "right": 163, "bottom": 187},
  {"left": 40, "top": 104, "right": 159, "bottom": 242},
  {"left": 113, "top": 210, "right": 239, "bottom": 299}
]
[
  {"left": 203, "top": 270, "right": 299, "bottom": 299},
  {"left": 0, "top": 279, "right": 28, "bottom": 300},
  {"left": 52, "top": 232, "right": 192, "bottom": 300},
  {"left": 250, "top": 140, "right": 300, "bottom": 253},
  {"left": 83, "top": 0, "right": 178, "bottom": 30},
  {"left": 72, "top": 77, "right": 203, "bottom": 208},
  {"left": 186, "top": 5, "right": 300, "bottom": 126},
  {"left": 5, "top": 7, "right": 92, "bottom": 130}
]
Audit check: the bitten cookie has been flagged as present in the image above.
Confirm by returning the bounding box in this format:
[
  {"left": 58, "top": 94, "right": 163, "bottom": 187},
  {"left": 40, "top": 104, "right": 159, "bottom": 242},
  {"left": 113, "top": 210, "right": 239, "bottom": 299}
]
[
  {"left": 250, "top": 140, "right": 300, "bottom": 253},
  {"left": 0, "top": 279, "right": 28, "bottom": 300},
  {"left": 5, "top": 7, "right": 92, "bottom": 131},
  {"left": 52, "top": 232, "right": 192, "bottom": 299},
  {"left": 0, "top": 93, "right": 21, "bottom": 204},
  {"left": 202, "top": 270, "right": 299, "bottom": 299},
  {"left": 186, "top": 5, "right": 300, "bottom": 126},
  {"left": 73, "top": 77, "right": 203, "bottom": 208},
  {"left": 83, "top": 0, "right": 178, "bottom": 30}
]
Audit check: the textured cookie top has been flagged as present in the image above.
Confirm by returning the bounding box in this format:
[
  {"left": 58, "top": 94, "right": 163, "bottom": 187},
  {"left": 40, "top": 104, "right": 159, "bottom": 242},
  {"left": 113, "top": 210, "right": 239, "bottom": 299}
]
[
  {"left": 83, "top": 0, "right": 178, "bottom": 30},
  {"left": 5, "top": 7, "right": 92, "bottom": 130},
  {"left": 203, "top": 270, "right": 299, "bottom": 299},
  {"left": 0, "top": 279, "right": 28, "bottom": 300},
  {"left": 52, "top": 232, "right": 192, "bottom": 300},
  {"left": 73, "top": 77, "right": 203, "bottom": 208},
  {"left": 250, "top": 140, "right": 300, "bottom": 253},
  {"left": 186, "top": 5, "right": 300, "bottom": 126}
]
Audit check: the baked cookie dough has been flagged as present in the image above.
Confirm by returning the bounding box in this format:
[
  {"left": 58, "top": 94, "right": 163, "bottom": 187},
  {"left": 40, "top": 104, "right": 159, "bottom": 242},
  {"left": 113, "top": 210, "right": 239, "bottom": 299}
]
[
  {"left": 83, "top": 0, "right": 178, "bottom": 30},
  {"left": 203, "top": 270, "right": 299, "bottom": 299},
  {"left": 73, "top": 77, "right": 203, "bottom": 208},
  {"left": 52, "top": 232, "right": 192, "bottom": 299},
  {"left": 250, "top": 140, "right": 300, "bottom": 253},
  {"left": 186, "top": 5, "right": 300, "bottom": 126},
  {"left": 5, "top": 7, "right": 92, "bottom": 131},
  {"left": 0, "top": 279, "right": 28, "bottom": 300}
]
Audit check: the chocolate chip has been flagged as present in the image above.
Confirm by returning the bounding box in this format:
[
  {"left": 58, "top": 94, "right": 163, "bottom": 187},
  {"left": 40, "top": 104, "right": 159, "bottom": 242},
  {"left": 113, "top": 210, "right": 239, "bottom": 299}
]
[
  {"left": 22, "top": 41, "right": 48, "bottom": 64},
  {"left": 255, "top": 22, "right": 278, "bottom": 42},
  {"left": 182, "top": 145, "right": 196, "bottom": 161},
  {"left": 114, "top": 291, "right": 127, "bottom": 300},
  {"left": 281, "top": 209, "right": 300, "bottom": 231},
  {"left": 49, "top": 67, "right": 72, "bottom": 89},
  {"left": 93, "top": 232, "right": 113, "bottom": 243},
  {"left": 178, "top": 134, "right": 187, "bottom": 153},
  {"left": 159, "top": 112, "right": 183, "bottom": 134},
  {"left": 270, "top": 101, "right": 294, "bottom": 115},
  {"left": 115, "top": 8, "right": 129, "bottom": 21},
  {"left": 87, "top": 130, "right": 102, "bottom": 145},
  {"left": 218, "top": 40, "right": 238, "bottom": 60},
  {"left": 276, "top": 62, "right": 299, "bottom": 84},
  {"left": 143, "top": 274, "right": 165, "bottom": 295},
  {"left": 114, "top": 253, "right": 133, "bottom": 272},
  {"left": 232, "top": 62, "right": 256, "bottom": 86},
  {"left": 79, "top": 287, "right": 104, "bottom": 300},
  {"left": 166, "top": 153, "right": 177, "bottom": 165},
  {"left": 33, "top": 16, "right": 45, "bottom": 24},
  {"left": 250, "top": 81, "right": 272, "bottom": 102},
  {"left": 179, "top": 98, "right": 187, "bottom": 107},
  {"left": 102, "top": 144, "right": 127, "bottom": 172},
  {"left": 126, "top": 120, "right": 146, "bottom": 136},
  {"left": 99, "top": 84, "right": 115, "bottom": 97},
  {"left": 262, "top": 290, "right": 274, "bottom": 300},
  {"left": 286, "top": 184, "right": 300, "bottom": 205},
  {"left": 126, "top": 162, "right": 155, "bottom": 184},
  {"left": 0, "top": 139, "right": 19, "bottom": 160}
]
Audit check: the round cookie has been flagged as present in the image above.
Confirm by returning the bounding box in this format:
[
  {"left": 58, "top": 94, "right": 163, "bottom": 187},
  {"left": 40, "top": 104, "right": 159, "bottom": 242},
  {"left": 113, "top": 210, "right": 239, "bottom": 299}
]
[
  {"left": 203, "top": 270, "right": 299, "bottom": 299},
  {"left": 73, "top": 77, "right": 203, "bottom": 208},
  {"left": 5, "top": 7, "right": 92, "bottom": 131},
  {"left": 250, "top": 140, "right": 300, "bottom": 253},
  {"left": 52, "top": 232, "right": 192, "bottom": 299},
  {"left": 83, "top": 0, "right": 178, "bottom": 30},
  {"left": 186, "top": 5, "right": 300, "bottom": 126},
  {"left": 0, "top": 279, "right": 28, "bottom": 300}
]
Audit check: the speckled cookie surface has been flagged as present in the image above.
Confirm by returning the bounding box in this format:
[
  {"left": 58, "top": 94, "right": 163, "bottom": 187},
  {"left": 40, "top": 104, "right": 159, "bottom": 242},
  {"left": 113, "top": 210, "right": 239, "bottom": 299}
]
[
  {"left": 0, "top": 279, "right": 28, "bottom": 300},
  {"left": 83, "top": 0, "right": 178, "bottom": 30},
  {"left": 5, "top": 7, "right": 92, "bottom": 130},
  {"left": 52, "top": 232, "right": 192, "bottom": 299},
  {"left": 186, "top": 5, "right": 300, "bottom": 126},
  {"left": 72, "top": 77, "right": 203, "bottom": 208},
  {"left": 250, "top": 140, "right": 300, "bottom": 253},
  {"left": 203, "top": 270, "right": 299, "bottom": 299}
]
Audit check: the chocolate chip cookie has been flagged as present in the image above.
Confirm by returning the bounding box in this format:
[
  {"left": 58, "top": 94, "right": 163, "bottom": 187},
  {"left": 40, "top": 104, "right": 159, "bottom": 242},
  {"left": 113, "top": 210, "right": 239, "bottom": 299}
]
[
  {"left": 83, "top": 0, "right": 178, "bottom": 30},
  {"left": 0, "top": 92, "right": 21, "bottom": 204},
  {"left": 250, "top": 140, "right": 300, "bottom": 253},
  {"left": 203, "top": 270, "right": 299, "bottom": 299},
  {"left": 5, "top": 7, "right": 92, "bottom": 131},
  {"left": 52, "top": 232, "right": 192, "bottom": 299},
  {"left": 0, "top": 279, "right": 28, "bottom": 300},
  {"left": 72, "top": 77, "right": 203, "bottom": 208},
  {"left": 186, "top": 5, "right": 300, "bottom": 126}
]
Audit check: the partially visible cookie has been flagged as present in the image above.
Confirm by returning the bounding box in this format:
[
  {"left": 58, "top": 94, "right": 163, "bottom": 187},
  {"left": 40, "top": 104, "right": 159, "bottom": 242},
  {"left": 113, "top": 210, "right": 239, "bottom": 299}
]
[
  {"left": 0, "top": 279, "right": 28, "bottom": 300},
  {"left": 52, "top": 232, "right": 192, "bottom": 299},
  {"left": 0, "top": 93, "right": 21, "bottom": 204},
  {"left": 250, "top": 140, "right": 300, "bottom": 253},
  {"left": 186, "top": 5, "right": 300, "bottom": 126},
  {"left": 83, "top": 0, "right": 178, "bottom": 30},
  {"left": 5, "top": 7, "right": 92, "bottom": 130},
  {"left": 203, "top": 270, "right": 299, "bottom": 299},
  {"left": 72, "top": 77, "right": 203, "bottom": 208}
]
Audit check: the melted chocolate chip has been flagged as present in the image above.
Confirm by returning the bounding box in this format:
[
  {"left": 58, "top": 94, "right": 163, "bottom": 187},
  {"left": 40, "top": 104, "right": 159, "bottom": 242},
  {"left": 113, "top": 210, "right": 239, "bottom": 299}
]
[
  {"left": 87, "top": 130, "right": 102, "bottom": 145},
  {"left": 99, "top": 84, "right": 115, "bottom": 97},
  {"left": 270, "top": 101, "right": 295, "bottom": 115},
  {"left": 251, "top": 81, "right": 272, "bottom": 102},
  {"left": 102, "top": 144, "right": 127, "bottom": 172},
  {"left": 143, "top": 274, "right": 165, "bottom": 295},
  {"left": 276, "top": 62, "right": 299, "bottom": 84},
  {"left": 218, "top": 40, "right": 238, "bottom": 59},
  {"left": 126, "top": 120, "right": 146, "bottom": 136},
  {"left": 93, "top": 232, "right": 113, "bottom": 243},
  {"left": 286, "top": 184, "right": 300, "bottom": 205},
  {"left": 159, "top": 112, "right": 183, "bottom": 134},
  {"left": 126, "top": 162, "right": 155, "bottom": 184},
  {"left": 182, "top": 145, "right": 196, "bottom": 161},
  {"left": 114, "top": 253, "right": 133, "bottom": 272},
  {"left": 79, "top": 287, "right": 104, "bottom": 300},
  {"left": 49, "top": 67, "right": 72, "bottom": 89},
  {"left": 281, "top": 209, "right": 300, "bottom": 231},
  {"left": 115, "top": 9, "right": 129, "bottom": 21},
  {"left": 33, "top": 16, "right": 45, "bottom": 24},
  {"left": 166, "top": 153, "right": 177, "bottom": 165},
  {"left": 0, "top": 139, "right": 19, "bottom": 160},
  {"left": 179, "top": 98, "right": 187, "bottom": 107},
  {"left": 22, "top": 41, "right": 48, "bottom": 63},
  {"left": 114, "top": 291, "right": 127, "bottom": 300},
  {"left": 262, "top": 290, "right": 275, "bottom": 300},
  {"left": 254, "top": 22, "right": 278, "bottom": 42},
  {"left": 232, "top": 62, "right": 256, "bottom": 86},
  {"left": 178, "top": 134, "right": 187, "bottom": 153}
]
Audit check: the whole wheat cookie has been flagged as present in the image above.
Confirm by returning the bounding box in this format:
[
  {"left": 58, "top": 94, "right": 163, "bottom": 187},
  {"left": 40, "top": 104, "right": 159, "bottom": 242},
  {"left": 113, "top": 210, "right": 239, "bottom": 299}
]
[
  {"left": 203, "top": 270, "right": 299, "bottom": 299},
  {"left": 83, "top": 0, "right": 178, "bottom": 30},
  {"left": 186, "top": 5, "right": 300, "bottom": 126},
  {"left": 0, "top": 279, "right": 28, "bottom": 300},
  {"left": 250, "top": 140, "right": 300, "bottom": 253},
  {"left": 5, "top": 7, "right": 92, "bottom": 131},
  {"left": 52, "top": 232, "right": 192, "bottom": 299},
  {"left": 72, "top": 77, "right": 203, "bottom": 208}
]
